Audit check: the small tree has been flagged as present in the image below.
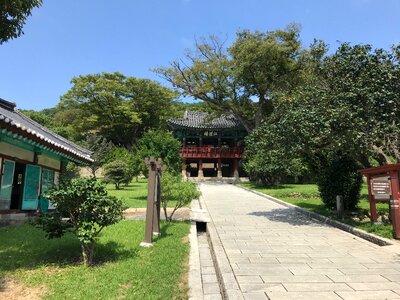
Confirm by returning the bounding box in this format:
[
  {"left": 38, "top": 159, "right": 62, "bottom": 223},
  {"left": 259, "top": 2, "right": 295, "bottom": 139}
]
[
  {"left": 135, "top": 130, "right": 182, "bottom": 176},
  {"left": 34, "top": 177, "right": 124, "bottom": 266},
  {"left": 103, "top": 160, "right": 131, "bottom": 189},
  {"left": 161, "top": 173, "right": 200, "bottom": 222},
  {"left": 83, "top": 135, "right": 114, "bottom": 178}
]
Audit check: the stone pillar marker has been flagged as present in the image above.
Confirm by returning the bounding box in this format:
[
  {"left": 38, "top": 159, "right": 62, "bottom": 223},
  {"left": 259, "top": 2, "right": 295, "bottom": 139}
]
[
  {"left": 233, "top": 159, "right": 239, "bottom": 179},
  {"left": 217, "top": 158, "right": 222, "bottom": 178},
  {"left": 198, "top": 159, "right": 204, "bottom": 178},
  {"left": 182, "top": 158, "right": 187, "bottom": 178},
  {"left": 336, "top": 195, "right": 344, "bottom": 219}
]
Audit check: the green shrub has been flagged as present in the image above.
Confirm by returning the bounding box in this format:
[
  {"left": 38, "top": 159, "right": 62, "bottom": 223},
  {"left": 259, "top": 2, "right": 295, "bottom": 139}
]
[
  {"left": 161, "top": 173, "right": 200, "bottom": 221},
  {"left": 315, "top": 153, "right": 362, "bottom": 210},
  {"left": 34, "top": 177, "right": 124, "bottom": 266},
  {"left": 103, "top": 160, "right": 132, "bottom": 189}
]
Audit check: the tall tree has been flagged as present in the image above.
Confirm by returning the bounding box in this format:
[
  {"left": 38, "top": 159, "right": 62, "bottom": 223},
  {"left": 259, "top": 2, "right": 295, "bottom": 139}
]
[
  {"left": 155, "top": 25, "right": 303, "bottom": 131},
  {"left": 59, "top": 72, "right": 178, "bottom": 149},
  {"left": 0, "top": 0, "right": 42, "bottom": 44}
]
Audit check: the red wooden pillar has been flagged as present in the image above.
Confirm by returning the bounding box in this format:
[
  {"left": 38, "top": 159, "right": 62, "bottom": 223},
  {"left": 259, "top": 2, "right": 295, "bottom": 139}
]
[
  {"left": 390, "top": 170, "right": 400, "bottom": 238},
  {"left": 198, "top": 159, "right": 203, "bottom": 178},
  {"left": 217, "top": 158, "right": 222, "bottom": 178},
  {"left": 367, "top": 175, "right": 378, "bottom": 222}
]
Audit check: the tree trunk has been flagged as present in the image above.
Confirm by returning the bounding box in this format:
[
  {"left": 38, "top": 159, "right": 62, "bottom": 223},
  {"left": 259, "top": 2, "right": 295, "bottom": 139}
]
[
  {"left": 81, "top": 242, "right": 95, "bottom": 266},
  {"left": 90, "top": 166, "right": 97, "bottom": 179}
]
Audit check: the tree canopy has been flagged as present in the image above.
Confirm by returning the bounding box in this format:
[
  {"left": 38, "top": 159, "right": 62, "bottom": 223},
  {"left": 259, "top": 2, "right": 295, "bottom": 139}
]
[
  {"left": 59, "top": 72, "right": 178, "bottom": 149},
  {"left": 155, "top": 25, "right": 303, "bottom": 131},
  {"left": 0, "top": 0, "right": 42, "bottom": 44}
]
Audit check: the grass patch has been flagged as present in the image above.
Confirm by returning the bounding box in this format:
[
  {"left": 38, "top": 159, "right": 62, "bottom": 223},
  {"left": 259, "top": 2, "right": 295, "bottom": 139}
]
[
  {"left": 106, "top": 178, "right": 148, "bottom": 208},
  {"left": 105, "top": 178, "right": 182, "bottom": 208},
  {"left": 240, "top": 183, "right": 393, "bottom": 239},
  {"left": 0, "top": 220, "right": 190, "bottom": 299}
]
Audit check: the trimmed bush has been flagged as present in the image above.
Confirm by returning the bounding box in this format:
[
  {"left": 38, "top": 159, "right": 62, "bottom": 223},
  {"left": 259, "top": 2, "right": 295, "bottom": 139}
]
[{"left": 315, "top": 152, "right": 362, "bottom": 210}]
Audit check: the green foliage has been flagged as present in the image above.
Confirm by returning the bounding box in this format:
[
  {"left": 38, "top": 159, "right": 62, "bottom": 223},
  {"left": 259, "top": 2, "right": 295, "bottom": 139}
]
[
  {"left": 103, "top": 160, "right": 132, "bottom": 190},
  {"left": 156, "top": 24, "right": 303, "bottom": 131},
  {"left": 81, "top": 135, "right": 114, "bottom": 177},
  {"left": 135, "top": 130, "right": 182, "bottom": 176},
  {"left": 106, "top": 147, "right": 141, "bottom": 182},
  {"left": 0, "top": 0, "right": 42, "bottom": 44},
  {"left": 314, "top": 152, "right": 363, "bottom": 210},
  {"left": 244, "top": 124, "right": 309, "bottom": 184},
  {"left": 59, "top": 162, "right": 80, "bottom": 183},
  {"left": 161, "top": 173, "right": 201, "bottom": 222},
  {"left": 59, "top": 72, "right": 178, "bottom": 148},
  {"left": 34, "top": 177, "right": 124, "bottom": 265}
]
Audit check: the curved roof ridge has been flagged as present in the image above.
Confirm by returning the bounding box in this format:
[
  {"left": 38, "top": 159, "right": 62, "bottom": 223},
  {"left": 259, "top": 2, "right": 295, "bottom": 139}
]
[{"left": 167, "top": 110, "right": 244, "bottom": 130}]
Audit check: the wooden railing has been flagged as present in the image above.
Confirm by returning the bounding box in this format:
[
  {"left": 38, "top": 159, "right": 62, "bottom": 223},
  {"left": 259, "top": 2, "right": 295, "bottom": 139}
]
[{"left": 180, "top": 146, "right": 243, "bottom": 158}]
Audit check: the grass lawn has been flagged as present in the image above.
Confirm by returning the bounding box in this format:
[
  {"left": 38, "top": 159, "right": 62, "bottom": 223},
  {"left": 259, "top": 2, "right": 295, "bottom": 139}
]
[
  {"left": 240, "top": 183, "right": 393, "bottom": 239},
  {"left": 106, "top": 178, "right": 148, "bottom": 208},
  {"left": 105, "top": 178, "right": 181, "bottom": 208},
  {"left": 0, "top": 220, "right": 190, "bottom": 299}
]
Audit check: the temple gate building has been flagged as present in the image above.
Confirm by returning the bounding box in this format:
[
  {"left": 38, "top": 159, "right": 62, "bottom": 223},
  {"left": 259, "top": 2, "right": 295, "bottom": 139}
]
[{"left": 168, "top": 111, "right": 247, "bottom": 179}]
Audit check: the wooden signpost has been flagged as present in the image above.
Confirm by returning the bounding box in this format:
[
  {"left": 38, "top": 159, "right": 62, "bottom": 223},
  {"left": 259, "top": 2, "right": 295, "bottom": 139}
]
[
  {"left": 140, "top": 157, "right": 163, "bottom": 247},
  {"left": 359, "top": 164, "right": 400, "bottom": 239}
]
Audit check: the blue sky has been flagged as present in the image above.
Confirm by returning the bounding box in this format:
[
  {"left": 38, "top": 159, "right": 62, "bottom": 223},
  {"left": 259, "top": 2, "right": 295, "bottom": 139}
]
[{"left": 0, "top": 0, "right": 399, "bottom": 110}]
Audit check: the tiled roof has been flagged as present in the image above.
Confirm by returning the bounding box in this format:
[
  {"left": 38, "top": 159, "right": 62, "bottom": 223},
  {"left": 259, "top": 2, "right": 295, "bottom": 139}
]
[
  {"left": 167, "top": 111, "right": 244, "bottom": 130},
  {"left": 0, "top": 98, "right": 93, "bottom": 163}
]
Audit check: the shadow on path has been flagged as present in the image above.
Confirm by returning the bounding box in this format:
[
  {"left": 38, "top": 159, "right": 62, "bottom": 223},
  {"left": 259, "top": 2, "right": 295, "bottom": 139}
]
[{"left": 249, "top": 208, "right": 325, "bottom": 227}]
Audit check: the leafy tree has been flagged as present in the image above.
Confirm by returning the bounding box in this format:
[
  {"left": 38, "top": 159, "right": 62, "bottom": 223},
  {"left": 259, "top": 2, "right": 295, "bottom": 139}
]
[
  {"left": 161, "top": 172, "right": 200, "bottom": 222},
  {"left": 82, "top": 135, "right": 114, "bottom": 178},
  {"left": 59, "top": 72, "right": 178, "bottom": 149},
  {"left": 34, "top": 178, "right": 124, "bottom": 266},
  {"left": 0, "top": 0, "right": 42, "bottom": 44},
  {"left": 155, "top": 24, "right": 303, "bottom": 131},
  {"left": 106, "top": 147, "right": 142, "bottom": 182},
  {"left": 103, "top": 160, "right": 132, "bottom": 190},
  {"left": 135, "top": 130, "right": 181, "bottom": 176}
]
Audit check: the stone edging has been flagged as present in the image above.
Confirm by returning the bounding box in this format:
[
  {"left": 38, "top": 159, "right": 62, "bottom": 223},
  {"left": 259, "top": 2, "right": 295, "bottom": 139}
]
[
  {"left": 198, "top": 194, "right": 244, "bottom": 300},
  {"left": 237, "top": 185, "right": 393, "bottom": 247},
  {"left": 188, "top": 220, "right": 203, "bottom": 300}
]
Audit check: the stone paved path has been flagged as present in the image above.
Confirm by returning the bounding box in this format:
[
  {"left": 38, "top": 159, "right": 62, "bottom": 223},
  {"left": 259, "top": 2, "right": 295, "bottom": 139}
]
[{"left": 199, "top": 183, "right": 400, "bottom": 300}]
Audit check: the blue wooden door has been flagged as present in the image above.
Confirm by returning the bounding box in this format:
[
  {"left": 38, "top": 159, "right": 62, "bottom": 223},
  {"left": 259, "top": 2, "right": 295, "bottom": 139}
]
[
  {"left": 22, "top": 164, "right": 41, "bottom": 210},
  {"left": 0, "top": 160, "right": 15, "bottom": 210}
]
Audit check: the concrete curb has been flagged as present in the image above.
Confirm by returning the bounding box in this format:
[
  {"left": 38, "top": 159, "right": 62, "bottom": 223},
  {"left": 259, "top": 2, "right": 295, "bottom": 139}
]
[
  {"left": 199, "top": 193, "right": 244, "bottom": 300},
  {"left": 237, "top": 185, "right": 393, "bottom": 247},
  {"left": 188, "top": 220, "right": 203, "bottom": 300}
]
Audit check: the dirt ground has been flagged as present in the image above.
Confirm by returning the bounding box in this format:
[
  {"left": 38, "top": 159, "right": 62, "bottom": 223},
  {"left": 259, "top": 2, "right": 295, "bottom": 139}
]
[{"left": 0, "top": 279, "right": 46, "bottom": 300}]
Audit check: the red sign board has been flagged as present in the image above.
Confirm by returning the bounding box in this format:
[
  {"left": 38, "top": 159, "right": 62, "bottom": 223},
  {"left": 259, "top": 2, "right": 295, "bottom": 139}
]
[{"left": 371, "top": 176, "right": 392, "bottom": 199}]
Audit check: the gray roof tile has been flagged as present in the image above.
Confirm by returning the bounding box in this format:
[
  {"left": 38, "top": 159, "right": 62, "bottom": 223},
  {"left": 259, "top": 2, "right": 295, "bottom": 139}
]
[
  {"left": 0, "top": 98, "right": 93, "bottom": 163},
  {"left": 167, "top": 111, "right": 243, "bottom": 130}
]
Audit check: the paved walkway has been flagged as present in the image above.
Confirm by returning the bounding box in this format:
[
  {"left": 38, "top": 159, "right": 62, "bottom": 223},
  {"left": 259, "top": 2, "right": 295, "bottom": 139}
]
[{"left": 199, "top": 183, "right": 400, "bottom": 300}]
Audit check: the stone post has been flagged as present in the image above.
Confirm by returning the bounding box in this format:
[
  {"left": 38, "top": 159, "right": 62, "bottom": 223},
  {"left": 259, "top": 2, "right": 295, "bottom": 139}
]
[
  {"left": 198, "top": 159, "right": 204, "bottom": 178},
  {"left": 182, "top": 158, "right": 187, "bottom": 178},
  {"left": 217, "top": 159, "right": 222, "bottom": 178},
  {"left": 233, "top": 159, "right": 239, "bottom": 179},
  {"left": 336, "top": 195, "right": 344, "bottom": 219}
]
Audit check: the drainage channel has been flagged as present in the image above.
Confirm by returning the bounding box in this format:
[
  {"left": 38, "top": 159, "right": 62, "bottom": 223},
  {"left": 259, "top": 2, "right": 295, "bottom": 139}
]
[{"left": 196, "top": 221, "right": 224, "bottom": 300}]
